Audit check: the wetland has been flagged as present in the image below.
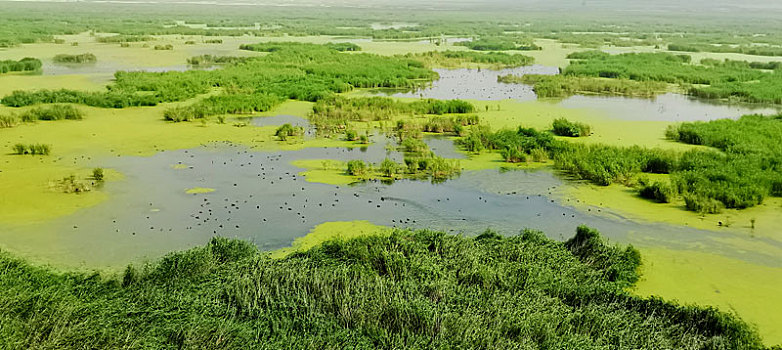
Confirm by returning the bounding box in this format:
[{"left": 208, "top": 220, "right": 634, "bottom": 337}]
[{"left": 1, "top": 2, "right": 781, "bottom": 348}]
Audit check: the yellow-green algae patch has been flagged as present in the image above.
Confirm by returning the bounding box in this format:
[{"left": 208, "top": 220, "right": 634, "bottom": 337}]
[
  {"left": 271, "top": 221, "right": 389, "bottom": 259},
  {"left": 565, "top": 181, "right": 782, "bottom": 244},
  {"left": 470, "top": 99, "right": 699, "bottom": 151},
  {"left": 0, "top": 99, "right": 344, "bottom": 225},
  {"left": 290, "top": 159, "right": 356, "bottom": 185},
  {"left": 634, "top": 248, "right": 782, "bottom": 345},
  {"left": 0, "top": 74, "right": 106, "bottom": 97},
  {"left": 290, "top": 152, "right": 552, "bottom": 186},
  {"left": 185, "top": 187, "right": 215, "bottom": 194}
]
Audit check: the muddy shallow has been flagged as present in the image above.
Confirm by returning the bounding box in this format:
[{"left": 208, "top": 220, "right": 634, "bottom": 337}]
[{"left": 1, "top": 139, "right": 778, "bottom": 269}]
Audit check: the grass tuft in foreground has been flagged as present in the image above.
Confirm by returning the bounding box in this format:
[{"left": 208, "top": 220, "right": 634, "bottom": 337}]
[{"left": 0, "top": 226, "right": 766, "bottom": 349}]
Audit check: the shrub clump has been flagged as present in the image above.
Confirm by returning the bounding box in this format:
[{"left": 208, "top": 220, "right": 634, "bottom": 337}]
[
  {"left": 552, "top": 118, "right": 591, "bottom": 137},
  {"left": 20, "top": 104, "right": 84, "bottom": 122},
  {"left": 12, "top": 143, "right": 51, "bottom": 155},
  {"left": 275, "top": 123, "right": 304, "bottom": 141},
  {"left": 53, "top": 53, "right": 97, "bottom": 64},
  {"left": 637, "top": 177, "right": 673, "bottom": 203}
]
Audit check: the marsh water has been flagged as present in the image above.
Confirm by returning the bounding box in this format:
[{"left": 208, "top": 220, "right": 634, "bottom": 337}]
[
  {"left": 1, "top": 129, "right": 779, "bottom": 270},
  {"left": 2, "top": 67, "right": 781, "bottom": 270},
  {"left": 382, "top": 68, "right": 782, "bottom": 121}
]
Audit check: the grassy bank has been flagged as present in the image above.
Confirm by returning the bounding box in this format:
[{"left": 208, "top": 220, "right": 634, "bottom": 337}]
[{"left": 0, "top": 226, "right": 769, "bottom": 349}]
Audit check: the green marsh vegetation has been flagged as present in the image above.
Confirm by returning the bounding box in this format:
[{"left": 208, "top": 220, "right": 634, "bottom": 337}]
[
  {"left": 0, "top": 58, "right": 42, "bottom": 74},
  {"left": 699, "top": 58, "right": 782, "bottom": 71},
  {"left": 56, "top": 174, "right": 92, "bottom": 194},
  {"left": 2, "top": 42, "right": 437, "bottom": 109},
  {"left": 153, "top": 44, "right": 174, "bottom": 50},
  {"left": 407, "top": 51, "right": 534, "bottom": 68},
  {"left": 552, "top": 118, "right": 591, "bottom": 137},
  {"left": 456, "top": 36, "right": 540, "bottom": 51},
  {"left": 503, "top": 74, "right": 669, "bottom": 98},
  {"left": 343, "top": 142, "right": 461, "bottom": 183},
  {"left": 551, "top": 51, "right": 782, "bottom": 104},
  {"left": 92, "top": 168, "right": 105, "bottom": 181},
  {"left": 52, "top": 53, "right": 97, "bottom": 64},
  {"left": 0, "top": 114, "right": 17, "bottom": 128},
  {"left": 458, "top": 125, "right": 557, "bottom": 164},
  {"left": 163, "top": 94, "right": 283, "bottom": 122},
  {"left": 310, "top": 95, "right": 473, "bottom": 134},
  {"left": 95, "top": 35, "right": 154, "bottom": 43},
  {"left": 274, "top": 123, "right": 304, "bottom": 141},
  {"left": 453, "top": 115, "right": 781, "bottom": 213},
  {"left": 0, "top": 228, "right": 767, "bottom": 349},
  {"left": 19, "top": 104, "right": 84, "bottom": 122},
  {"left": 11, "top": 143, "right": 51, "bottom": 156},
  {"left": 185, "top": 55, "right": 248, "bottom": 66},
  {"left": 668, "top": 42, "right": 782, "bottom": 57},
  {"left": 324, "top": 42, "right": 362, "bottom": 52},
  {"left": 665, "top": 114, "right": 782, "bottom": 212}
]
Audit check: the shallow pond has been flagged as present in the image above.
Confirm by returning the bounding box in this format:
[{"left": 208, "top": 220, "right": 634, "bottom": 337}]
[
  {"left": 383, "top": 66, "right": 559, "bottom": 101},
  {"left": 559, "top": 93, "right": 782, "bottom": 121},
  {"left": 1, "top": 141, "right": 778, "bottom": 270}
]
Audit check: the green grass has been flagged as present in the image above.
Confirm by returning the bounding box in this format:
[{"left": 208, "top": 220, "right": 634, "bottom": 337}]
[{"left": 0, "top": 226, "right": 767, "bottom": 349}]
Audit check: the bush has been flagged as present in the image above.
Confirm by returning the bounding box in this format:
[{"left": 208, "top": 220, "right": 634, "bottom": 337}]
[
  {"left": 21, "top": 104, "right": 84, "bottom": 121},
  {"left": 500, "top": 146, "right": 526, "bottom": 163},
  {"left": 324, "top": 42, "right": 361, "bottom": 52},
  {"left": 530, "top": 148, "right": 548, "bottom": 162},
  {"left": 637, "top": 178, "right": 673, "bottom": 203},
  {"left": 11, "top": 143, "right": 50, "bottom": 155},
  {"left": 684, "top": 194, "right": 723, "bottom": 214},
  {"left": 92, "top": 168, "right": 104, "bottom": 181},
  {"left": 552, "top": 118, "right": 591, "bottom": 137},
  {"left": 12, "top": 143, "right": 27, "bottom": 155},
  {"left": 346, "top": 160, "right": 368, "bottom": 176},
  {"left": 0, "top": 114, "right": 16, "bottom": 128},
  {"left": 154, "top": 44, "right": 173, "bottom": 50},
  {"left": 275, "top": 123, "right": 303, "bottom": 141},
  {"left": 344, "top": 129, "right": 357, "bottom": 141},
  {"left": 0, "top": 57, "right": 42, "bottom": 73},
  {"left": 53, "top": 53, "right": 97, "bottom": 64},
  {"left": 380, "top": 158, "right": 398, "bottom": 177}
]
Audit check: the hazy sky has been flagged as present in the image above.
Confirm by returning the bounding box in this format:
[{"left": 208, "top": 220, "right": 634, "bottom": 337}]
[{"left": 15, "top": 0, "right": 782, "bottom": 12}]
